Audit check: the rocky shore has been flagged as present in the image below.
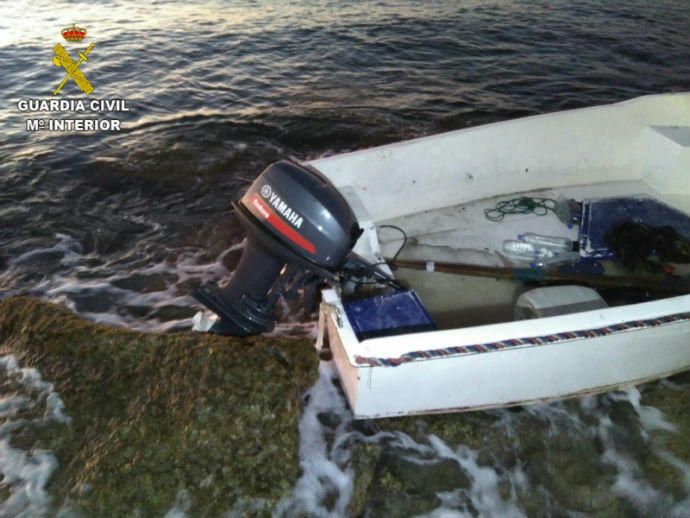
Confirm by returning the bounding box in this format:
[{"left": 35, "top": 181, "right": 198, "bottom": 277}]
[
  {"left": 0, "top": 296, "right": 688, "bottom": 517},
  {"left": 0, "top": 297, "right": 318, "bottom": 517}
]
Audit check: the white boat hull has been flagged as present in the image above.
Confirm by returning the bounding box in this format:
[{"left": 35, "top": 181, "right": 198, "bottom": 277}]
[
  {"left": 310, "top": 93, "right": 690, "bottom": 418},
  {"left": 321, "top": 290, "right": 690, "bottom": 418}
]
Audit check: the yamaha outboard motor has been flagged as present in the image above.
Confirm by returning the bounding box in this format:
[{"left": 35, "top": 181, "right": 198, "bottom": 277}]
[{"left": 194, "top": 160, "right": 397, "bottom": 336}]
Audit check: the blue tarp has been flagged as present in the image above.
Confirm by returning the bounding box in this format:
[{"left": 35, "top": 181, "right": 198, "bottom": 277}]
[
  {"left": 579, "top": 196, "right": 690, "bottom": 259},
  {"left": 344, "top": 289, "right": 436, "bottom": 341}
]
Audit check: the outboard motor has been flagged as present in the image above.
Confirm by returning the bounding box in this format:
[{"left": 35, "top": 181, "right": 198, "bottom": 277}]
[{"left": 194, "top": 160, "right": 397, "bottom": 336}]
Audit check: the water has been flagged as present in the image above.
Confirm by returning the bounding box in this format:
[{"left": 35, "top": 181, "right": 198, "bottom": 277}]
[
  {"left": 283, "top": 364, "right": 690, "bottom": 517},
  {"left": 2, "top": 0, "right": 689, "bottom": 329},
  {"left": 0, "top": 0, "right": 689, "bottom": 515}
]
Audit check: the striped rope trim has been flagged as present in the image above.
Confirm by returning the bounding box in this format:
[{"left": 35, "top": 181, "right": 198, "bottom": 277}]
[{"left": 353, "top": 311, "right": 690, "bottom": 367}]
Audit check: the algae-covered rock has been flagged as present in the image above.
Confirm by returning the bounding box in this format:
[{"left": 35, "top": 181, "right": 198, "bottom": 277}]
[
  {"left": 0, "top": 296, "right": 319, "bottom": 517},
  {"left": 635, "top": 373, "right": 690, "bottom": 500},
  {"left": 347, "top": 378, "right": 690, "bottom": 517},
  {"left": 346, "top": 442, "right": 380, "bottom": 517}
]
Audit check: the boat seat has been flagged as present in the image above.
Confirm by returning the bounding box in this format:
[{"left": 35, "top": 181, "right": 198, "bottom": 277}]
[{"left": 514, "top": 285, "right": 608, "bottom": 320}]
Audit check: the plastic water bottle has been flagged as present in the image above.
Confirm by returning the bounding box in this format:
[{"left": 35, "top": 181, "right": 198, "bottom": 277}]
[
  {"left": 518, "top": 232, "right": 573, "bottom": 253},
  {"left": 530, "top": 251, "right": 581, "bottom": 269},
  {"left": 502, "top": 240, "right": 554, "bottom": 260}
]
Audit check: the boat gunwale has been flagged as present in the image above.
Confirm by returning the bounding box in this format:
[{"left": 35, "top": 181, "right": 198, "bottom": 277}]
[
  {"left": 352, "top": 308, "right": 690, "bottom": 367},
  {"left": 322, "top": 289, "right": 690, "bottom": 368},
  {"left": 307, "top": 92, "right": 688, "bottom": 170}
]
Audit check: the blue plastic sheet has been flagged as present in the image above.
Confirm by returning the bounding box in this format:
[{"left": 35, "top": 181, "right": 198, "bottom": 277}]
[
  {"left": 579, "top": 196, "right": 690, "bottom": 259},
  {"left": 344, "top": 290, "right": 436, "bottom": 341}
]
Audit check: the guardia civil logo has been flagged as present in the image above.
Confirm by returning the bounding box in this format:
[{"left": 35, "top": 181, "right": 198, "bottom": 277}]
[
  {"left": 17, "top": 23, "right": 130, "bottom": 132},
  {"left": 52, "top": 23, "right": 95, "bottom": 96}
]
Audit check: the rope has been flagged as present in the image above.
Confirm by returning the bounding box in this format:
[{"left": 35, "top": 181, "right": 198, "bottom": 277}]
[{"left": 484, "top": 196, "right": 557, "bottom": 222}]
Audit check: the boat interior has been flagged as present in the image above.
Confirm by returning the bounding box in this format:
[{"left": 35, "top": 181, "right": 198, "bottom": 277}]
[
  {"left": 375, "top": 179, "right": 690, "bottom": 330},
  {"left": 309, "top": 94, "right": 690, "bottom": 335}
]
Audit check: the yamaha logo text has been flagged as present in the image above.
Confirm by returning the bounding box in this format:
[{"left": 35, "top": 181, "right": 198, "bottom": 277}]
[{"left": 261, "top": 185, "right": 304, "bottom": 229}]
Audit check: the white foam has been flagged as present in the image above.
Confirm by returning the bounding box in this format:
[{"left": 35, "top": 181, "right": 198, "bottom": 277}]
[
  {"left": 594, "top": 389, "right": 690, "bottom": 517},
  {"left": 0, "top": 355, "right": 70, "bottom": 516},
  {"left": 620, "top": 385, "right": 677, "bottom": 433},
  {"left": 415, "top": 506, "right": 471, "bottom": 518},
  {"left": 2, "top": 232, "right": 322, "bottom": 337},
  {"left": 2, "top": 232, "right": 244, "bottom": 330},
  {"left": 274, "top": 362, "right": 355, "bottom": 517},
  {"left": 164, "top": 489, "right": 191, "bottom": 518},
  {"left": 10, "top": 233, "right": 84, "bottom": 268},
  {"left": 425, "top": 435, "right": 526, "bottom": 518}
]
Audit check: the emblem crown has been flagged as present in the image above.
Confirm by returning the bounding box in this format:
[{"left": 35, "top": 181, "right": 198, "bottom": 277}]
[{"left": 61, "top": 23, "right": 87, "bottom": 42}]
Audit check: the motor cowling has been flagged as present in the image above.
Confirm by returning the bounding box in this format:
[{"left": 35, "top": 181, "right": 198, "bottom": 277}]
[
  {"left": 240, "top": 160, "right": 361, "bottom": 269},
  {"left": 193, "top": 160, "right": 363, "bottom": 336}
]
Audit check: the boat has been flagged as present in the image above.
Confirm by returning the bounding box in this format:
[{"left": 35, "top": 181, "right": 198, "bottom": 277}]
[{"left": 194, "top": 92, "right": 690, "bottom": 419}]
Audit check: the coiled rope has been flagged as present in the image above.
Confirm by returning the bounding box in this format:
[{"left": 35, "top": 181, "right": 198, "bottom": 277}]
[{"left": 483, "top": 196, "right": 557, "bottom": 222}]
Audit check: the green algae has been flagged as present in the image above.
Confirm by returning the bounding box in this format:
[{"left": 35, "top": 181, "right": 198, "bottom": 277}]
[
  {"left": 0, "top": 296, "right": 318, "bottom": 517},
  {"left": 1, "top": 296, "right": 688, "bottom": 517},
  {"left": 636, "top": 373, "right": 690, "bottom": 501},
  {"left": 346, "top": 442, "right": 379, "bottom": 517},
  {"left": 347, "top": 377, "right": 690, "bottom": 517}
]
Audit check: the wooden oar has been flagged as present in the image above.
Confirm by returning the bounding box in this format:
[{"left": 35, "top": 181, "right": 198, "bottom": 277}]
[{"left": 389, "top": 259, "right": 690, "bottom": 295}]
